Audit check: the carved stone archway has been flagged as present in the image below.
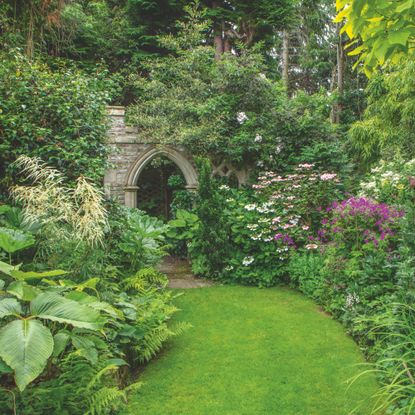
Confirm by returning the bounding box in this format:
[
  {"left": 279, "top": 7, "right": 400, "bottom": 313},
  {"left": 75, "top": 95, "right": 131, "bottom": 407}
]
[
  {"left": 103, "top": 106, "right": 250, "bottom": 207},
  {"left": 124, "top": 145, "right": 198, "bottom": 208}
]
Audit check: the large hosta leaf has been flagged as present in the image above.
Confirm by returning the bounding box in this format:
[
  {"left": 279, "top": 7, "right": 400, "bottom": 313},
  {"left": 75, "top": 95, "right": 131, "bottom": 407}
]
[
  {"left": 0, "top": 319, "right": 53, "bottom": 391},
  {"left": 0, "top": 260, "right": 20, "bottom": 277},
  {"left": 7, "top": 280, "right": 41, "bottom": 301},
  {"left": 0, "top": 227, "right": 35, "bottom": 254},
  {"left": 0, "top": 298, "right": 22, "bottom": 318},
  {"left": 30, "top": 292, "right": 106, "bottom": 330}
]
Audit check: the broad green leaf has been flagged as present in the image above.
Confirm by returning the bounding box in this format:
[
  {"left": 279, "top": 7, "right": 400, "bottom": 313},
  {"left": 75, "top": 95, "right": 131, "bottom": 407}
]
[
  {"left": 348, "top": 45, "right": 366, "bottom": 56},
  {"left": 11, "top": 269, "right": 67, "bottom": 281},
  {"left": 0, "top": 227, "right": 35, "bottom": 254},
  {"left": 388, "top": 30, "right": 411, "bottom": 46},
  {"left": 30, "top": 292, "right": 106, "bottom": 330},
  {"left": 168, "top": 219, "right": 186, "bottom": 227},
  {"left": 105, "top": 358, "right": 128, "bottom": 367},
  {"left": 65, "top": 291, "right": 123, "bottom": 318},
  {"left": 52, "top": 331, "right": 70, "bottom": 357},
  {"left": 373, "top": 37, "right": 390, "bottom": 64},
  {"left": 396, "top": 0, "right": 413, "bottom": 13},
  {"left": 7, "top": 281, "right": 41, "bottom": 301},
  {"left": 75, "top": 277, "right": 100, "bottom": 291},
  {"left": 0, "top": 319, "right": 53, "bottom": 391},
  {"left": 0, "top": 260, "right": 20, "bottom": 277},
  {"left": 72, "top": 335, "right": 98, "bottom": 364},
  {"left": 0, "top": 298, "right": 22, "bottom": 318}
]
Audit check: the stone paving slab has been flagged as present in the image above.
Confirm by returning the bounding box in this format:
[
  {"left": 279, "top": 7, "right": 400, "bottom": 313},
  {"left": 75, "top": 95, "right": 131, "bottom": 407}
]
[{"left": 158, "top": 256, "right": 213, "bottom": 289}]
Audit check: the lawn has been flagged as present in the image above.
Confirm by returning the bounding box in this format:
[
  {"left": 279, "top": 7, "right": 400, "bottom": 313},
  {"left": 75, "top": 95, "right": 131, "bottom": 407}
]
[{"left": 127, "top": 286, "right": 379, "bottom": 415}]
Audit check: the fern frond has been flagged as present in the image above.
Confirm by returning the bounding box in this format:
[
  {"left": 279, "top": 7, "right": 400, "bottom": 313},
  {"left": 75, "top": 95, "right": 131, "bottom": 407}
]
[
  {"left": 87, "top": 387, "right": 127, "bottom": 415},
  {"left": 135, "top": 321, "right": 191, "bottom": 363},
  {"left": 123, "top": 267, "right": 168, "bottom": 292},
  {"left": 86, "top": 364, "right": 119, "bottom": 390}
]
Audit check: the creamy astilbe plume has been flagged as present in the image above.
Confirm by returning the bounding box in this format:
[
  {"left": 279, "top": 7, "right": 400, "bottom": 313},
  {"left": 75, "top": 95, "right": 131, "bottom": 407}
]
[{"left": 11, "top": 155, "right": 108, "bottom": 247}]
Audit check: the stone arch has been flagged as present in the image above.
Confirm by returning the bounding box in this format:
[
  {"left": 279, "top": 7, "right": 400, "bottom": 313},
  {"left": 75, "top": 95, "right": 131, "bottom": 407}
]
[{"left": 123, "top": 145, "right": 198, "bottom": 208}]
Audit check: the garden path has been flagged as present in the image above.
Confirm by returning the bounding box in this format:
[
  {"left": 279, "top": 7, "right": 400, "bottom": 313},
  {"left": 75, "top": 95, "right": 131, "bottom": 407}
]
[{"left": 158, "top": 256, "right": 213, "bottom": 289}]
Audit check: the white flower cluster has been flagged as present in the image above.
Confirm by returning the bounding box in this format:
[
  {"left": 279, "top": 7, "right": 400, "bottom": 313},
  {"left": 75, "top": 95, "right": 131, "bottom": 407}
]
[
  {"left": 345, "top": 292, "right": 360, "bottom": 309},
  {"left": 254, "top": 134, "right": 263, "bottom": 143},
  {"left": 242, "top": 256, "right": 255, "bottom": 266},
  {"left": 320, "top": 173, "right": 337, "bottom": 181},
  {"left": 237, "top": 112, "right": 248, "bottom": 124}
]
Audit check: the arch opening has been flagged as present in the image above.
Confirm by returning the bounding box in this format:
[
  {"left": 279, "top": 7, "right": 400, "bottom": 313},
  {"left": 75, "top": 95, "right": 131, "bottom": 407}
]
[{"left": 124, "top": 146, "right": 198, "bottom": 215}]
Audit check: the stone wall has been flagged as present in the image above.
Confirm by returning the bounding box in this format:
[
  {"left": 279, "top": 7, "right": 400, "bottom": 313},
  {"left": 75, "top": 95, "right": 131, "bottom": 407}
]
[
  {"left": 104, "top": 106, "right": 198, "bottom": 207},
  {"left": 104, "top": 106, "right": 251, "bottom": 207}
]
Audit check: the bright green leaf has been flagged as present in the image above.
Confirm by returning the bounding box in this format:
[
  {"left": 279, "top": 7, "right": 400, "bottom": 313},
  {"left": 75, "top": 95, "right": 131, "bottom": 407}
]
[
  {"left": 7, "top": 281, "right": 41, "bottom": 301},
  {"left": 0, "top": 319, "right": 53, "bottom": 391},
  {"left": 0, "top": 227, "right": 35, "bottom": 254},
  {"left": 0, "top": 297, "right": 22, "bottom": 318},
  {"left": 11, "top": 269, "right": 67, "bottom": 281},
  {"left": 30, "top": 292, "right": 106, "bottom": 330}
]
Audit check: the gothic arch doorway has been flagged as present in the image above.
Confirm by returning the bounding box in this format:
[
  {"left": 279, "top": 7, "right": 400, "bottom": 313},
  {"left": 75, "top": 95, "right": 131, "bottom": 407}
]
[{"left": 123, "top": 146, "right": 198, "bottom": 214}]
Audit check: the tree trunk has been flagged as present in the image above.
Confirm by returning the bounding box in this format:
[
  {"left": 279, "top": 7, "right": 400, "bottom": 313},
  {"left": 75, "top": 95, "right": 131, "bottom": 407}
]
[
  {"left": 27, "top": 0, "right": 35, "bottom": 59},
  {"left": 332, "top": 25, "right": 344, "bottom": 123},
  {"left": 282, "top": 30, "right": 290, "bottom": 91},
  {"left": 330, "top": 64, "right": 337, "bottom": 123},
  {"left": 212, "top": 0, "right": 224, "bottom": 59}
]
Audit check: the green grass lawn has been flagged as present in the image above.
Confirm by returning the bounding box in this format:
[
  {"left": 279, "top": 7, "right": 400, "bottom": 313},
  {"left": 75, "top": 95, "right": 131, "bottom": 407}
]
[{"left": 127, "top": 286, "right": 379, "bottom": 415}]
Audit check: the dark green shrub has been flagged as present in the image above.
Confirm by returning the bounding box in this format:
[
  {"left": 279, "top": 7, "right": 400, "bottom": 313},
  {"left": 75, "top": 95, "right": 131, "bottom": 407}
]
[
  {"left": 190, "top": 158, "right": 230, "bottom": 279},
  {"left": 0, "top": 51, "right": 115, "bottom": 193}
]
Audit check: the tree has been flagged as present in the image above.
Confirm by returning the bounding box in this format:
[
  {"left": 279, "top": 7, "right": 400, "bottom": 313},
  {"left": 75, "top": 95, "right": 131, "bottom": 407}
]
[
  {"left": 204, "top": 0, "right": 295, "bottom": 58},
  {"left": 335, "top": 0, "right": 415, "bottom": 76},
  {"left": 348, "top": 59, "right": 415, "bottom": 166}
]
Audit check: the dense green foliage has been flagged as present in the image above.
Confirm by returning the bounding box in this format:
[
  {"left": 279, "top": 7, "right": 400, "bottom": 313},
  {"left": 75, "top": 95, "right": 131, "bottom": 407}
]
[
  {"left": 336, "top": 0, "right": 415, "bottom": 75},
  {"left": 1, "top": 0, "right": 415, "bottom": 413},
  {"left": 349, "top": 60, "right": 415, "bottom": 166},
  {"left": 0, "top": 51, "right": 114, "bottom": 193},
  {"left": 0, "top": 159, "right": 184, "bottom": 414},
  {"left": 189, "top": 159, "right": 230, "bottom": 278},
  {"left": 128, "top": 14, "right": 339, "bottom": 169}
]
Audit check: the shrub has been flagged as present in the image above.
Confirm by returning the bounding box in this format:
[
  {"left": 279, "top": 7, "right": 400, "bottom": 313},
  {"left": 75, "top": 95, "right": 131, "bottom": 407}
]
[
  {"left": 317, "top": 197, "right": 404, "bottom": 252},
  {"left": 0, "top": 158, "right": 186, "bottom": 414},
  {"left": 359, "top": 158, "right": 415, "bottom": 207},
  {"left": 190, "top": 159, "right": 230, "bottom": 279},
  {"left": 218, "top": 163, "right": 341, "bottom": 286},
  {"left": 0, "top": 51, "right": 114, "bottom": 194},
  {"left": 288, "top": 251, "right": 326, "bottom": 298}
]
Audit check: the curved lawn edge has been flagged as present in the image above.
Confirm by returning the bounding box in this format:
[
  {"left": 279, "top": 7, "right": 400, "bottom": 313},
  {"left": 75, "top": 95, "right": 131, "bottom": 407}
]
[{"left": 126, "top": 286, "right": 379, "bottom": 415}]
